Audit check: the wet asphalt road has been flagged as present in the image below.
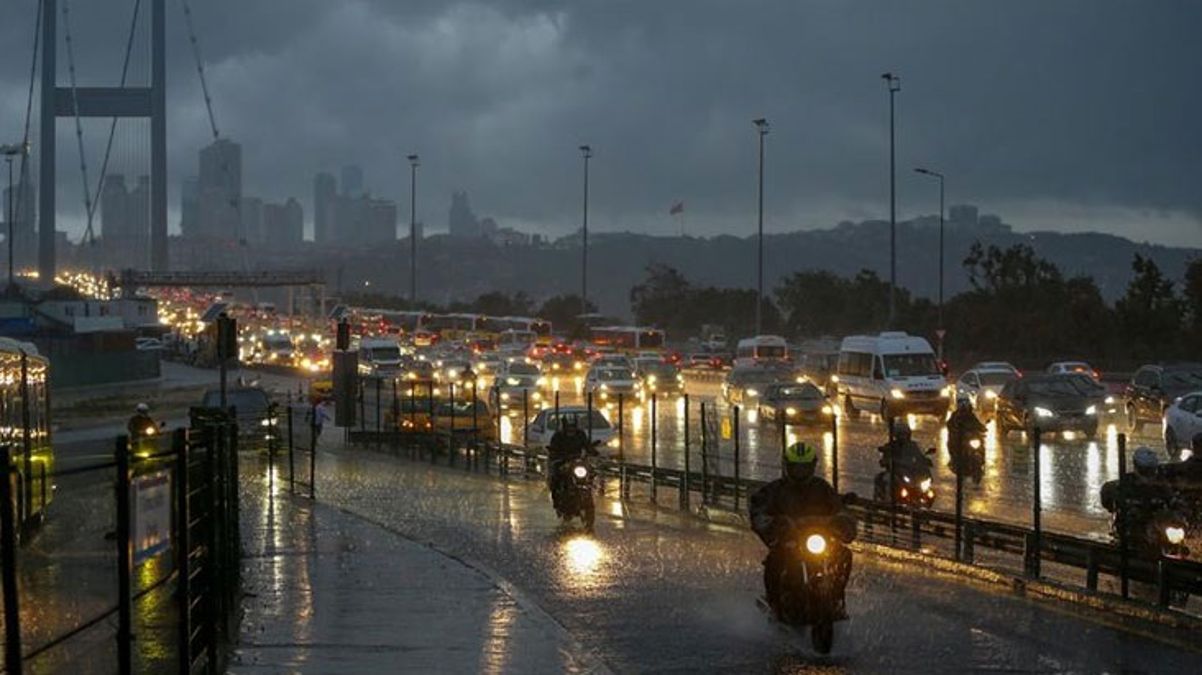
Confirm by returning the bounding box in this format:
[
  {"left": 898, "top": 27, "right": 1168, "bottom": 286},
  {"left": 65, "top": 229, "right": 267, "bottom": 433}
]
[{"left": 290, "top": 443, "right": 1202, "bottom": 673}]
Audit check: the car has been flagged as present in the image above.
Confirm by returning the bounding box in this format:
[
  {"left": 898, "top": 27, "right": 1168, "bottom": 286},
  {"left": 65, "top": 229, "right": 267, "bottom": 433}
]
[
  {"left": 358, "top": 338, "right": 403, "bottom": 378},
  {"left": 632, "top": 359, "right": 685, "bottom": 396},
  {"left": 135, "top": 337, "right": 165, "bottom": 351},
  {"left": 430, "top": 398, "right": 498, "bottom": 443},
  {"left": 722, "top": 367, "right": 785, "bottom": 407},
  {"left": 491, "top": 360, "right": 544, "bottom": 412},
  {"left": 954, "top": 363, "right": 1021, "bottom": 418},
  {"left": 1125, "top": 363, "right": 1202, "bottom": 433},
  {"left": 994, "top": 374, "right": 1104, "bottom": 439},
  {"left": 435, "top": 358, "right": 476, "bottom": 387},
  {"left": 525, "top": 406, "right": 617, "bottom": 447},
  {"left": 584, "top": 365, "right": 639, "bottom": 402},
  {"left": 1046, "top": 361, "right": 1100, "bottom": 381},
  {"left": 757, "top": 382, "right": 830, "bottom": 426},
  {"left": 1163, "top": 391, "right": 1202, "bottom": 458},
  {"left": 472, "top": 352, "right": 505, "bottom": 376},
  {"left": 592, "top": 354, "right": 634, "bottom": 370}
]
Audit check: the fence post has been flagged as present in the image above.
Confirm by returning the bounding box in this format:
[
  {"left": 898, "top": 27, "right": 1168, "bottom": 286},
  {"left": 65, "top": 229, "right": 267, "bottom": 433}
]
[
  {"left": 267, "top": 403, "right": 276, "bottom": 494},
  {"left": 174, "top": 429, "right": 191, "bottom": 675},
  {"left": 472, "top": 379, "right": 479, "bottom": 462},
  {"left": 777, "top": 409, "right": 787, "bottom": 477},
  {"left": 681, "top": 394, "right": 690, "bottom": 511},
  {"left": 309, "top": 403, "right": 318, "bottom": 499},
  {"left": 618, "top": 392, "right": 627, "bottom": 500},
  {"left": 955, "top": 438, "right": 964, "bottom": 562},
  {"left": 1157, "top": 559, "right": 1171, "bottom": 608},
  {"left": 700, "top": 403, "right": 709, "bottom": 506},
  {"left": 359, "top": 380, "right": 366, "bottom": 432},
  {"left": 522, "top": 388, "right": 529, "bottom": 447},
  {"left": 449, "top": 383, "right": 457, "bottom": 463},
  {"left": 1117, "top": 432, "right": 1129, "bottom": 598},
  {"left": 115, "top": 435, "right": 133, "bottom": 675},
  {"left": 0, "top": 445, "right": 23, "bottom": 675},
  {"left": 733, "top": 405, "right": 741, "bottom": 512},
  {"left": 287, "top": 393, "right": 295, "bottom": 494},
  {"left": 650, "top": 393, "right": 658, "bottom": 504},
  {"left": 1028, "top": 426, "right": 1042, "bottom": 579},
  {"left": 888, "top": 417, "right": 898, "bottom": 538},
  {"left": 830, "top": 407, "right": 839, "bottom": 493},
  {"left": 375, "top": 378, "right": 382, "bottom": 434}
]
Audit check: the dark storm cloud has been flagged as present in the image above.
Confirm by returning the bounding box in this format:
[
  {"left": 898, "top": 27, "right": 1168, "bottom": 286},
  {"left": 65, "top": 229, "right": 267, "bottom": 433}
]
[{"left": 1, "top": 0, "right": 1199, "bottom": 244}]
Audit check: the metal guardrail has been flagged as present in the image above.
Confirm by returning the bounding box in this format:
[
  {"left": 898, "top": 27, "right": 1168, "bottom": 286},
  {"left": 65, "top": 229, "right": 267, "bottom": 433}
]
[{"left": 345, "top": 428, "right": 1202, "bottom": 613}]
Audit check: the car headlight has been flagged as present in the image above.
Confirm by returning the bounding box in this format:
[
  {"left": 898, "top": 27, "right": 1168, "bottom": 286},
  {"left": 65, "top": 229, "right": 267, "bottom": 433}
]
[
  {"left": 506, "top": 377, "right": 520, "bottom": 386},
  {"left": 1104, "top": 395, "right": 1115, "bottom": 405},
  {"left": 746, "top": 388, "right": 759, "bottom": 397},
  {"left": 1085, "top": 405, "right": 1097, "bottom": 416},
  {"left": 919, "top": 478, "right": 932, "bottom": 492},
  {"left": 984, "top": 390, "right": 998, "bottom": 400},
  {"left": 940, "top": 387, "right": 952, "bottom": 398},
  {"left": 786, "top": 407, "right": 798, "bottom": 416},
  {"left": 532, "top": 391, "right": 542, "bottom": 401},
  {"left": 447, "top": 369, "right": 459, "bottom": 380},
  {"left": 600, "top": 383, "right": 608, "bottom": 391},
  {"left": 500, "top": 392, "right": 510, "bottom": 401},
  {"left": 647, "top": 375, "right": 657, "bottom": 384},
  {"left": 804, "top": 533, "right": 827, "bottom": 555},
  {"left": 1034, "top": 406, "right": 1055, "bottom": 419},
  {"left": 677, "top": 374, "right": 684, "bottom": 382},
  {"left": 891, "top": 388, "right": 905, "bottom": 400},
  {"left": 537, "top": 377, "right": 548, "bottom": 387},
  {"left": 572, "top": 465, "right": 589, "bottom": 479},
  {"left": 1166, "top": 526, "right": 1186, "bottom": 545}
]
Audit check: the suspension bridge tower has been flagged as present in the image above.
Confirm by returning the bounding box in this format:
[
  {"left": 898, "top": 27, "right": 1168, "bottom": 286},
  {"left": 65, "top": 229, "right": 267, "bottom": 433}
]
[{"left": 38, "top": 0, "right": 168, "bottom": 279}]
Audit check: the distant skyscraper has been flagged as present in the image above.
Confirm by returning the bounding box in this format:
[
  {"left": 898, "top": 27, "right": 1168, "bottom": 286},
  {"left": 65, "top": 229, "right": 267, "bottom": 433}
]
[
  {"left": 448, "top": 190, "right": 480, "bottom": 238},
  {"left": 340, "top": 165, "right": 364, "bottom": 198},
  {"left": 264, "top": 198, "right": 304, "bottom": 246},
  {"left": 100, "top": 174, "right": 150, "bottom": 267},
  {"left": 180, "top": 176, "right": 199, "bottom": 237},
  {"left": 240, "top": 196, "right": 264, "bottom": 244},
  {"left": 314, "top": 172, "right": 336, "bottom": 244},
  {"left": 198, "top": 139, "right": 242, "bottom": 240}
]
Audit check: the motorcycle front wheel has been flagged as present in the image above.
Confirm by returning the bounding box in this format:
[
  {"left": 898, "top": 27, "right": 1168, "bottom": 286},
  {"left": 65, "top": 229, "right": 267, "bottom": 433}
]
[
  {"left": 811, "top": 621, "right": 834, "bottom": 654},
  {"left": 582, "top": 491, "right": 596, "bottom": 532}
]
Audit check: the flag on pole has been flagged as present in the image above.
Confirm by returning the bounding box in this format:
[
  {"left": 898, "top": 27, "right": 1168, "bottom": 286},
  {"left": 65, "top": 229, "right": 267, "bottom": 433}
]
[{"left": 669, "top": 201, "right": 684, "bottom": 215}]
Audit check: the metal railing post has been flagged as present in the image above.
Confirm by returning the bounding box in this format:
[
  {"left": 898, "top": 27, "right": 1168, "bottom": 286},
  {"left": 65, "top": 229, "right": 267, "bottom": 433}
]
[
  {"left": 375, "top": 378, "right": 382, "bottom": 434},
  {"left": 1029, "top": 426, "right": 1042, "bottom": 578},
  {"left": 115, "top": 435, "right": 133, "bottom": 675},
  {"left": 309, "top": 403, "right": 318, "bottom": 499},
  {"left": 449, "top": 383, "right": 457, "bottom": 462},
  {"left": 1117, "top": 432, "right": 1129, "bottom": 598},
  {"left": 650, "top": 393, "right": 658, "bottom": 503},
  {"left": 471, "top": 379, "right": 479, "bottom": 462},
  {"left": 830, "top": 407, "right": 839, "bottom": 492},
  {"left": 0, "top": 445, "right": 23, "bottom": 675},
  {"left": 955, "top": 438, "right": 964, "bottom": 561},
  {"left": 888, "top": 417, "right": 898, "bottom": 538},
  {"left": 287, "top": 394, "right": 295, "bottom": 494},
  {"left": 522, "top": 388, "right": 530, "bottom": 447},
  {"left": 733, "top": 405, "right": 741, "bottom": 512},
  {"left": 777, "top": 408, "right": 786, "bottom": 477},
  {"left": 617, "top": 393, "right": 625, "bottom": 462},
  {"left": 682, "top": 393, "right": 690, "bottom": 510},
  {"left": 700, "top": 403, "right": 709, "bottom": 506},
  {"left": 174, "top": 429, "right": 191, "bottom": 675}
]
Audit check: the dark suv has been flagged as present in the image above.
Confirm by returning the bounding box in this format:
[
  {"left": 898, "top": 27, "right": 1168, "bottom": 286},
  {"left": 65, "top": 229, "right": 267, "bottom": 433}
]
[{"left": 1125, "top": 363, "right": 1202, "bottom": 432}]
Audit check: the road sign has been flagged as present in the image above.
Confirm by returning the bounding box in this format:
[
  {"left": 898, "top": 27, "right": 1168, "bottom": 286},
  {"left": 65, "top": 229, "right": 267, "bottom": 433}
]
[{"left": 132, "top": 470, "right": 171, "bottom": 563}]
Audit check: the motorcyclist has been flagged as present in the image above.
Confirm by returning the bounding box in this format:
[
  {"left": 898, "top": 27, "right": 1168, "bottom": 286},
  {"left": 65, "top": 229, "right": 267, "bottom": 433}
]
[
  {"left": 946, "top": 395, "right": 986, "bottom": 483},
  {"left": 127, "top": 403, "right": 156, "bottom": 438},
  {"left": 1100, "top": 447, "right": 1178, "bottom": 545},
  {"left": 546, "top": 415, "right": 595, "bottom": 509},
  {"left": 750, "top": 442, "right": 855, "bottom": 619},
  {"left": 874, "top": 423, "right": 931, "bottom": 498}
]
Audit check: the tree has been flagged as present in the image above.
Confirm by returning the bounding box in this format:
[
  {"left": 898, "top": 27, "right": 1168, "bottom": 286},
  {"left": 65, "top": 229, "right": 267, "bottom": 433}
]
[
  {"left": 471, "top": 291, "right": 533, "bottom": 317},
  {"left": 1184, "top": 257, "right": 1202, "bottom": 337},
  {"left": 537, "top": 294, "right": 596, "bottom": 338},
  {"left": 1114, "top": 254, "right": 1183, "bottom": 359},
  {"left": 629, "top": 263, "right": 692, "bottom": 333}
]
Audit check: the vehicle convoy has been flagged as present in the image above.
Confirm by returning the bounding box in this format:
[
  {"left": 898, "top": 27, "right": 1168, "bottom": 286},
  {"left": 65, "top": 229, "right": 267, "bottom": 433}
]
[
  {"left": 1163, "top": 392, "right": 1202, "bottom": 457},
  {"left": 834, "top": 332, "right": 950, "bottom": 420},
  {"left": 357, "top": 337, "right": 403, "bottom": 378},
  {"left": 1126, "top": 363, "right": 1202, "bottom": 435},
  {"left": 995, "top": 374, "right": 1104, "bottom": 439},
  {"left": 757, "top": 382, "right": 830, "bottom": 426}
]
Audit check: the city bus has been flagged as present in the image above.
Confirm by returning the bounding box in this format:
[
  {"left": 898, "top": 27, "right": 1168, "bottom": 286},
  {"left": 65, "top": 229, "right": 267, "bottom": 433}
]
[
  {"left": 0, "top": 338, "right": 53, "bottom": 534},
  {"left": 590, "top": 326, "right": 666, "bottom": 353},
  {"left": 425, "top": 313, "right": 497, "bottom": 342},
  {"left": 734, "top": 335, "right": 789, "bottom": 368},
  {"left": 494, "top": 316, "right": 553, "bottom": 345}
]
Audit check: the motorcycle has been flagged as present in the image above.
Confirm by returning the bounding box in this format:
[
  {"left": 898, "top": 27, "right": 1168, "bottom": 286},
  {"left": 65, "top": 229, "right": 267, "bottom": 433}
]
[
  {"left": 552, "top": 456, "right": 596, "bottom": 532},
  {"left": 874, "top": 450, "right": 937, "bottom": 508},
  {"left": 760, "top": 515, "right": 855, "bottom": 654},
  {"left": 950, "top": 434, "right": 985, "bottom": 486}
]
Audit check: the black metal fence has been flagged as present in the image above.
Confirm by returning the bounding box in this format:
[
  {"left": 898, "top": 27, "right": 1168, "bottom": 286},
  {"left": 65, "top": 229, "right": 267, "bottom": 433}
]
[
  {"left": 338, "top": 383, "right": 1202, "bottom": 615},
  {"left": 0, "top": 413, "right": 243, "bottom": 675}
]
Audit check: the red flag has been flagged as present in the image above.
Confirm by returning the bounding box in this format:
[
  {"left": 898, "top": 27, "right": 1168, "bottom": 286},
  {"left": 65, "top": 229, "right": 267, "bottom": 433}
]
[{"left": 669, "top": 201, "right": 684, "bottom": 215}]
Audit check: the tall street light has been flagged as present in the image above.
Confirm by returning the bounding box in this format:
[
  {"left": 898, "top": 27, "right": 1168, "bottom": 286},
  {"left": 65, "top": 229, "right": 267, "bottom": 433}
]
[
  {"left": 407, "top": 153, "right": 420, "bottom": 306},
  {"left": 1, "top": 142, "right": 29, "bottom": 289},
  {"left": 579, "top": 145, "right": 592, "bottom": 316},
  {"left": 915, "top": 167, "right": 945, "bottom": 360},
  {"left": 753, "top": 118, "right": 769, "bottom": 336},
  {"left": 881, "top": 72, "right": 900, "bottom": 327}
]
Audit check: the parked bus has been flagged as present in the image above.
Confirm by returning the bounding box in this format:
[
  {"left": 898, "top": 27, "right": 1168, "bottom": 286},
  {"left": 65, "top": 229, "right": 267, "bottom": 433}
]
[
  {"left": 0, "top": 338, "right": 53, "bottom": 533},
  {"left": 734, "top": 335, "right": 789, "bottom": 368},
  {"left": 590, "top": 326, "right": 666, "bottom": 352}
]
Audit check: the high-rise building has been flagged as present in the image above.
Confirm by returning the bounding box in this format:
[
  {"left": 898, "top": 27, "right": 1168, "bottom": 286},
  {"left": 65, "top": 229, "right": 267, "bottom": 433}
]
[
  {"left": 313, "top": 172, "right": 336, "bottom": 244},
  {"left": 340, "top": 165, "right": 364, "bottom": 198},
  {"left": 239, "top": 196, "right": 264, "bottom": 244},
  {"left": 365, "top": 198, "right": 397, "bottom": 244},
  {"left": 198, "top": 139, "right": 242, "bottom": 240},
  {"left": 448, "top": 190, "right": 479, "bottom": 238},
  {"left": 100, "top": 174, "right": 150, "bottom": 267},
  {"left": 263, "top": 198, "right": 304, "bottom": 246},
  {"left": 180, "top": 176, "right": 199, "bottom": 237}
]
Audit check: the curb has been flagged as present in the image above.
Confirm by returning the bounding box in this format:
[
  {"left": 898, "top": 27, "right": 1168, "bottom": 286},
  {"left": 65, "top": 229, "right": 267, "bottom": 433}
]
[{"left": 855, "top": 541, "right": 1202, "bottom": 642}]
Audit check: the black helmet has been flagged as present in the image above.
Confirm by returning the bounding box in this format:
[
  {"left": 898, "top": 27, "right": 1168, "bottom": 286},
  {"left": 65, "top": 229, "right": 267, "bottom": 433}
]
[
  {"left": 895, "top": 424, "right": 912, "bottom": 443},
  {"left": 562, "top": 415, "right": 579, "bottom": 430}
]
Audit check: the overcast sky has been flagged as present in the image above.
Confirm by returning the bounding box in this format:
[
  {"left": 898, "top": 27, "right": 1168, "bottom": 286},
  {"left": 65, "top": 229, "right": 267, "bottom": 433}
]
[{"left": 1, "top": 0, "right": 1199, "bottom": 247}]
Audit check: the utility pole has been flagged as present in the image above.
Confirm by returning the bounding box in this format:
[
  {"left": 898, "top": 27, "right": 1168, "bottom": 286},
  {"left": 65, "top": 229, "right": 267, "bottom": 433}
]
[
  {"left": 882, "top": 72, "right": 901, "bottom": 327},
  {"left": 579, "top": 145, "right": 592, "bottom": 316},
  {"left": 407, "top": 154, "right": 419, "bottom": 306},
  {"left": 753, "top": 118, "right": 769, "bottom": 336}
]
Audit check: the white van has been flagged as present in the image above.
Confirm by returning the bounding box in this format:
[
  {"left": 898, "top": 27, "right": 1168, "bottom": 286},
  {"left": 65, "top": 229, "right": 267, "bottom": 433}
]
[
  {"left": 358, "top": 337, "right": 403, "bottom": 378},
  {"left": 834, "top": 332, "right": 949, "bottom": 419},
  {"left": 734, "top": 335, "right": 789, "bottom": 368}
]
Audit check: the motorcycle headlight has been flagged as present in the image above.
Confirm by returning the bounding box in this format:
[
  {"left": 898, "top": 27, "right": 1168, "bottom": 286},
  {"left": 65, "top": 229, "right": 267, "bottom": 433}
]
[
  {"left": 1166, "top": 526, "right": 1186, "bottom": 545},
  {"left": 968, "top": 438, "right": 981, "bottom": 449},
  {"left": 1085, "top": 405, "right": 1097, "bottom": 416},
  {"left": 891, "top": 388, "right": 906, "bottom": 400},
  {"left": 144, "top": 426, "right": 157, "bottom": 436},
  {"left": 572, "top": 465, "right": 589, "bottom": 479},
  {"left": 1034, "top": 406, "right": 1055, "bottom": 419},
  {"left": 919, "top": 478, "right": 932, "bottom": 492},
  {"left": 805, "top": 533, "right": 827, "bottom": 555},
  {"left": 984, "top": 390, "right": 998, "bottom": 400}
]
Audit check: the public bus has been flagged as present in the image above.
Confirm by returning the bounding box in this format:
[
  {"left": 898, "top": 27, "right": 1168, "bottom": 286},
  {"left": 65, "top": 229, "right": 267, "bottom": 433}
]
[
  {"left": 424, "top": 313, "right": 497, "bottom": 342},
  {"left": 493, "top": 317, "right": 553, "bottom": 345},
  {"left": 590, "top": 326, "right": 666, "bottom": 352},
  {"left": 0, "top": 338, "right": 53, "bottom": 533},
  {"left": 734, "top": 335, "right": 790, "bottom": 368}
]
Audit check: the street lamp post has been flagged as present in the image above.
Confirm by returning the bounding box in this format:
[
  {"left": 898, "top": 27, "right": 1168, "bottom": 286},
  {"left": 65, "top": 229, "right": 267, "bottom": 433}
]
[
  {"left": 579, "top": 145, "right": 592, "bottom": 316},
  {"left": 915, "top": 167, "right": 946, "bottom": 360},
  {"left": 407, "top": 153, "right": 419, "bottom": 306},
  {"left": 753, "top": 118, "right": 770, "bottom": 336},
  {"left": 881, "top": 72, "right": 900, "bottom": 328}
]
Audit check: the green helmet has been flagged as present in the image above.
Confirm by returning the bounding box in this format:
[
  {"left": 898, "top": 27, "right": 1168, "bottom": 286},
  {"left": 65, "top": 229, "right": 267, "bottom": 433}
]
[{"left": 783, "top": 442, "right": 818, "bottom": 466}]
